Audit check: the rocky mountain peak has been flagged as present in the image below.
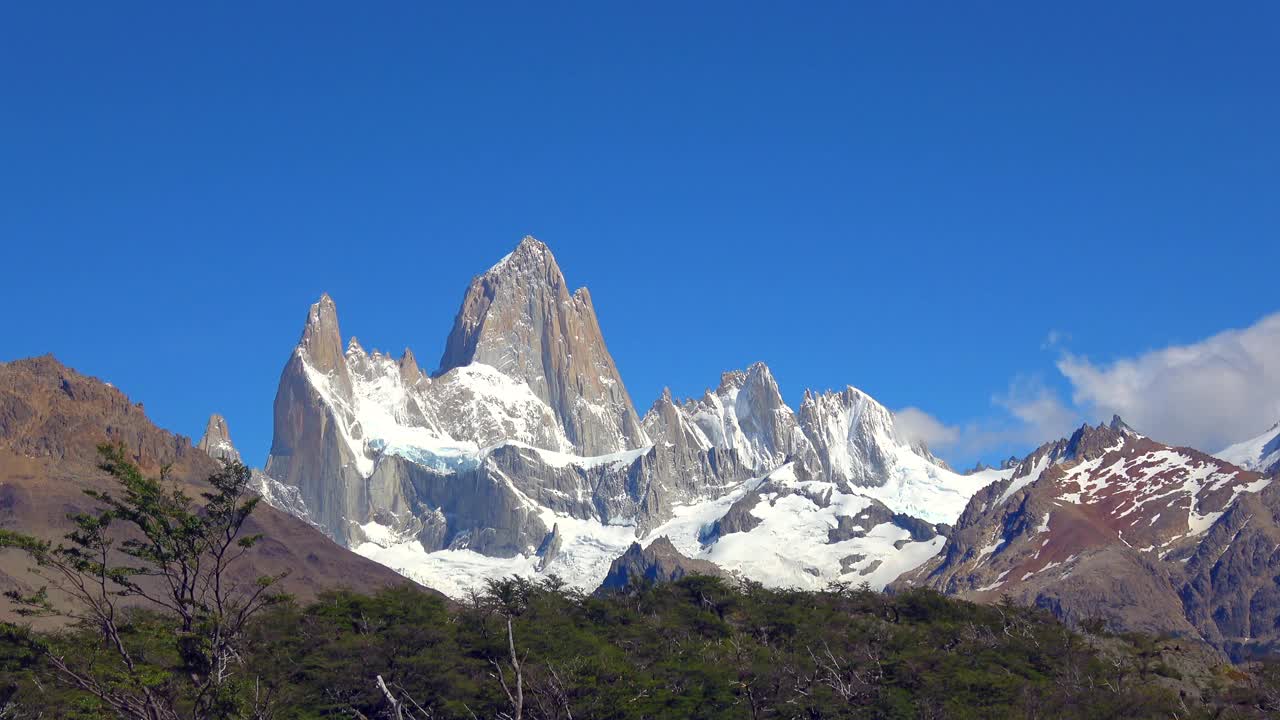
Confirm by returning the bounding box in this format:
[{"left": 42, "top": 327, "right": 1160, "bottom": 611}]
[
  {"left": 1062, "top": 420, "right": 1129, "bottom": 462},
  {"left": 197, "top": 413, "right": 241, "bottom": 464},
  {"left": 597, "top": 536, "right": 726, "bottom": 592},
  {"left": 897, "top": 417, "right": 1278, "bottom": 658},
  {"left": 398, "top": 348, "right": 425, "bottom": 386},
  {"left": 796, "top": 383, "right": 956, "bottom": 490},
  {"left": 300, "top": 294, "right": 348, "bottom": 379},
  {"left": 716, "top": 369, "right": 748, "bottom": 393},
  {"left": 1108, "top": 414, "right": 1139, "bottom": 436},
  {"left": 437, "top": 237, "right": 647, "bottom": 455},
  {"left": 711, "top": 362, "right": 773, "bottom": 392},
  {"left": 663, "top": 362, "right": 814, "bottom": 474},
  {"left": 486, "top": 235, "right": 553, "bottom": 275}
]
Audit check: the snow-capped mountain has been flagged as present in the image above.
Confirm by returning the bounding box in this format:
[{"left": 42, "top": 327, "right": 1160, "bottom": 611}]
[
  {"left": 649, "top": 363, "right": 816, "bottom": 474},
  {"left": 796, "top": 386, "right": 998, "bottom": 524},
  {"left": 1216, "top": 422, "right": 1280, "bottom": 477},
  {"left": 257, "top": 237, "right": 1006, "bottom": 598},
  {"left": 893, "top": 417, "right": 1280, "bottom": 659}
]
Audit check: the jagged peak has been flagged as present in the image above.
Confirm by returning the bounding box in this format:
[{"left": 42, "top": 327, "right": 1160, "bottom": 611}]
[
  {"left": 398, "top": 348, "right": 425, "bottom": 385},
  {"left": 800, "top": 384, "right": 881, "bottom": 411},
  {"left": 484, "top": 235, "right": 559, "bottom": 278},
  {"left": 1059, "top": 419, "right": 1131, "bottom": 462},
  {"left": 440, "top": 236, "right": 647, "bottom": 454},
  {"left": 516, "top": 233, "right": 548, "bottom": 253},
  {"left": 716, "top": 369, "right": 748, "bottom": 392},
  {"left": 346, "top": 336, "right": 366, "bottom": 355},
  {"left": 648, "top": 386, "right": 676, "bottom": 410},
  {"left": 712, "top": 362, "right": 778, "bottom": 396},
  {"left": 1108, "top": 414, "right": 1139, "bottom": 436},
  {"left": 197, "top": 413, "right": 241, "bottom": 464},
  {"left": 302, "top": 293, "right": 339, "bottom": 338},
  {"left": 298, "top": 293, "right": 348, "bottom": 379},
  {"left": 200, "top": 413, "right": 232, "bottom": 443}
]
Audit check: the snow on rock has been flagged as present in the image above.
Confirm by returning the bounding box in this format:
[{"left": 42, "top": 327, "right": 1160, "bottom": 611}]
[
  {"left": 797, "top": 386, "right": 998, "bottom": 524},
  {"left": 263, "top": 241, "right": 1010, "bottom": 600},
  {"left": 437, "top": 236, "right": 649, "bottom": 456},
  {"left": 670, "top": 362, "right": 815, "bottom": 473},
  {"left": 648, "top": 463, "right": 948, "bottom": 591},
  {"left": 1216, "top": 421, "right": 1280, "bottom": 476},
  {"left": 353, "top": 462, "right": 951, "bottom": 598}
]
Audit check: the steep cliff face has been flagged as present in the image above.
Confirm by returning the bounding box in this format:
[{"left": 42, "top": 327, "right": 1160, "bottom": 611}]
[
  {"left": 892, "top": 419, "right": 1279, "bottom": 659},
  {"left": 438, "top": 237, "right": 648, "bottom": 455},
  {"left": 264, "top": 294, "right": 368, "bottom": 541}
]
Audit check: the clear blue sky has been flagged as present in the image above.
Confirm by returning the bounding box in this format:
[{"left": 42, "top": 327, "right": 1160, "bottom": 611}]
[{"left": 2, "top": 3, "right": 1277, "bottom": 468}]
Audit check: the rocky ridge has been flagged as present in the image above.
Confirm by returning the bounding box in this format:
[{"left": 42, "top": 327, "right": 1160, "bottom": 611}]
[
  {"left": 260, "top": 237, "right": 989, "bottom": 598},
  {"left": 891, "top": 417, "right": 1279, "bottom": 659}
]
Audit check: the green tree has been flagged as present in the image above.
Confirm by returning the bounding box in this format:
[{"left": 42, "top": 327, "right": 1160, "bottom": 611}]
[{"left": 0, "top": 444, "right": 289, "bottom": 719}]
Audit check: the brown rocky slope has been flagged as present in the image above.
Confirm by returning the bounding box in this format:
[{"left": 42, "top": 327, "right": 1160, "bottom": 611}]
[
  {"left": 0, "top": 355, "right": 411, "bottom": 623},
  {"left": 891, "top": 418, "right": 1280, "bottom": 660}
]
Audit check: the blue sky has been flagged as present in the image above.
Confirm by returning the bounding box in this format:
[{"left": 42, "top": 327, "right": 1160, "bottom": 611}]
[{"left": 2, "top": 3, "right": 1278, "bottom": 468}]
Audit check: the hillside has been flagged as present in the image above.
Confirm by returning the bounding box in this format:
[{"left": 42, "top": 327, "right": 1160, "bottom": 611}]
[
  {"left": 0, "top": 355, "right": 412, "bottom": 624},
  {"left": 4, "top": 577, "right": 1277, "bottom": 718}
]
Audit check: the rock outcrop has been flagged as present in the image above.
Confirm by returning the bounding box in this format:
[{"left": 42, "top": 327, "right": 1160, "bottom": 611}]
[
  {"left": 196, "top": 412, "right": 317, "bottom": 531},
  {"left": 597, "top": 537, "right": 727, "bottom": 592},
  {"left": 196, "top": 413, "right": 241, "bottom": 464},
  {"left": 438, "top": 236, "right": 648, "bottom": 455},
  {"left": 264, "top": 294, "right": 368, "bottom": 540}
]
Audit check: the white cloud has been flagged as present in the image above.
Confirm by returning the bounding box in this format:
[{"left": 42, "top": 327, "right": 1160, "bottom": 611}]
[
  {"left": 1057, "top": 312, "right": 1280, "bottom": 453},
  {"left": 896, "top": 406, "right": 961, "bottom": 449},
  {"left": 892, "top": 313, "right": 1280, "bottom": 468},
  {"left": 992, "top": 375, "right": 1080, "bottom": 443},
  {"left": 895, "top": 376, "right": 1079, "bottom": 462}
]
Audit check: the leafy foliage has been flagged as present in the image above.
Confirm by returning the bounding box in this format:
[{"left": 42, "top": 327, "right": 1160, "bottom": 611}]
[
  {"left": 6, "top": 573, "right": 1280, "bottom": 718},
  {"left": 2, "top": 448, "right": 1277, "bottom": 718},
  {"left": 0, "top": 445, "right": 288, "bottom": 719}
]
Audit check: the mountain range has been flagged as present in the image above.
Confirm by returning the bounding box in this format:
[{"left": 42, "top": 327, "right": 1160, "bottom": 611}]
[
  {"left": 4, "top": 235, "right": 1278, "bottom": 661},
  {"left": 243, "top": 237, "right": 1012, "bottom": 600}
]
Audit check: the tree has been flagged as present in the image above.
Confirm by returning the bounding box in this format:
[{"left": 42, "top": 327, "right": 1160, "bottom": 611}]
[{"left": 0, "top": 444, "right": 289, "bottom": 719}]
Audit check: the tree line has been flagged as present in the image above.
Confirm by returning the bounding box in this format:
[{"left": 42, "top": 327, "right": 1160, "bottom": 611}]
[{"left": 1, "top": 447, "right": 1278, "bottom": 719}]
